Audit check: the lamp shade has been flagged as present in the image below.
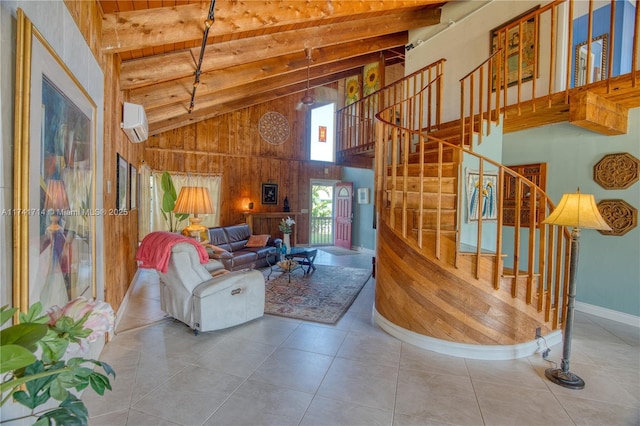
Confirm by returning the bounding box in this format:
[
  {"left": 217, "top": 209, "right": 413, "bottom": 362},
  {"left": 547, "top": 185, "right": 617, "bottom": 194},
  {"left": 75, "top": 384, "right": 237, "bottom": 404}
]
[
  {"left": 543, "top": 190, "right": 611, "bottom": 230},
  {"left": 173, "top": 186, "right": 213, "bottom": 215},
  {"left": 44, "top": 179, "right": 70, "bottom": 212}
]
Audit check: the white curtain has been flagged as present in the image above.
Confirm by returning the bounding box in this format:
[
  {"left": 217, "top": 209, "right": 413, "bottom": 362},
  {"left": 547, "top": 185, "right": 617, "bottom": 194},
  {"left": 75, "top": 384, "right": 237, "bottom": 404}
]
[
  {"left": 138, "top": 164, "right": 152, "bottom": 241},
  {"left": 148, "top": 171, "right": 221, "bottom": 235}
]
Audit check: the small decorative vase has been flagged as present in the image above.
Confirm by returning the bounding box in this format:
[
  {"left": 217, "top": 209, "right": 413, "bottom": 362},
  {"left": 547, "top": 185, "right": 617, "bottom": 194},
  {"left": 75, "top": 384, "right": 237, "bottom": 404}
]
[{"left": 283, "top": 233, "right": 291, "bottom": 253}]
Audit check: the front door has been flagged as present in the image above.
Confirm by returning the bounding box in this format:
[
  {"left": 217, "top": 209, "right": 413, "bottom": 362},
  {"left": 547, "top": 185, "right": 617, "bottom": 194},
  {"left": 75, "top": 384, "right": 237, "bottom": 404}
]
[{"left": 334, "top": 182, "right": 353, "bottom": 249}]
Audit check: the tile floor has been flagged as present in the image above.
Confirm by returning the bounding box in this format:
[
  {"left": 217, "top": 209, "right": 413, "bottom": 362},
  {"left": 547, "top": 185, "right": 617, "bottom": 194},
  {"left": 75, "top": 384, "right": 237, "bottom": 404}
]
[{"left": 85, "top": 248, "right": 640, "bottom": 426}]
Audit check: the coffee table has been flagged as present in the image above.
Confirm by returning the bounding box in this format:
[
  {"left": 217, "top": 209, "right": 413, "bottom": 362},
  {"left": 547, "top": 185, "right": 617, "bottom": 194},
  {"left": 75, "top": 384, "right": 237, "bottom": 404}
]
[
  {"left": 265, "top": 252, "right": 302, "bottom": 282},
  {"left": 285, "top": 248, "right": 317, "bottom": 275}
]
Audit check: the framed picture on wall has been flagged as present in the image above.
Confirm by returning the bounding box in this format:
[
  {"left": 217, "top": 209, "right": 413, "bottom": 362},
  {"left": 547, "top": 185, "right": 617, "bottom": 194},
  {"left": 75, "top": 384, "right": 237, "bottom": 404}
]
[
  {"left": 490, "top": 6, "right": 540, "bottom": 89},
  {"left": 117, "top": 153, "right": 128, "bottom": 211},
  {"left": 13, "top": 10, "right": 96, "bottom": 313},
  {"left": 129, "top": 163, "right": 138, "bottom": 210},
  {"left": 261, "top": 183, "right": 278, "bottom": 205}
]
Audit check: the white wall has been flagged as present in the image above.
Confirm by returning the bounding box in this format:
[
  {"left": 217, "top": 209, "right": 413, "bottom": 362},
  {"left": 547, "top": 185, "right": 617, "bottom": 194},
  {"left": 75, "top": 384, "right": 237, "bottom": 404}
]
[
  {"left": 407, "top": 1, "right": 558, "bottom": 122},
  {"left": 1, "top": 1, "right": 105, "bottom": 421},
  {"left": 1, "top": 0, "right": 105, "bottom": 310},
  {"left": 405, "top": 0, "right": 640, "bottom": 318}
]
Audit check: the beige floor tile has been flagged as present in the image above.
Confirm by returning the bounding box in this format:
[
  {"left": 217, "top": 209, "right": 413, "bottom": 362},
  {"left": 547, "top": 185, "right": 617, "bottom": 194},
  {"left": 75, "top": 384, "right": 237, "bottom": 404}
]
[
  {"left": 466, "top": 358, "right": 549, "bottom": 390},
  {"left": 300, "top": 396, "right": 393, "bottom": 426},
  {"left": 87, "top": 408, "right": 129, "bottom": 426},
  {"left": 125, "top": 408, "right": 182, "bottom": 426},
  {"left": 226, "top": 314, "right": 300, "bottom": 346},
  {"left": 474, "top": 380, "right": 574, "bottom": 426},
  {"left": 560, "top": 394, "right": 640, "bottom": 426},
  {"left": 204, "top": 380, "right": 313, "bottom": 426},
  {"left": 249, "top": 347, "right": 333, "bottom": 393},
  {"left": 281, "top": 323, "right": 348, "bottom": 356},
  {"left": 400, "top": 343, "right": 470, "bottom": 377},
  {"left": 395, "top": 368, "right": 483, "bottom": 426},
  {"left": 337, "top": 330, "right": 402, "bottom": 366},
  {"left": 541, "top": 360, "right": 638, "bottom": 407},
  {"left": 131, "top": 368, "right": 243, "bottom": 425},
  {"left": 317, "top": 357, "right": 398, "bottom": 411},
  {"left": 193, "top": 335, "right": 277, "bottom": 378},
  {"left": 89, "top": 250, "right": 639, "bottom": 426},
  {"left": 392, "top": 413, "right": 458, "bottom": 426}
]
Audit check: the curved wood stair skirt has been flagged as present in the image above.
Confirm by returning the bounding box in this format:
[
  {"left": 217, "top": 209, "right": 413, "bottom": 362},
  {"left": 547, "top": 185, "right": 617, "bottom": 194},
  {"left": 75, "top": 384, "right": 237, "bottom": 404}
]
[{"left": 373, "top": 222, "right": 563, "bottom": 359}]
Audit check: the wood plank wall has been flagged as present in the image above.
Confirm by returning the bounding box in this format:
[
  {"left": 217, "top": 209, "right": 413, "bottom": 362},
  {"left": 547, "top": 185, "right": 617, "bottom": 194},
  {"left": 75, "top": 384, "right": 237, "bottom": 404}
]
[
  {"left": 144, "top": 92, "right": 342, "bottom": 245},
  {"left": 65, "top": 1, "right": 144, "bottom": 313}
]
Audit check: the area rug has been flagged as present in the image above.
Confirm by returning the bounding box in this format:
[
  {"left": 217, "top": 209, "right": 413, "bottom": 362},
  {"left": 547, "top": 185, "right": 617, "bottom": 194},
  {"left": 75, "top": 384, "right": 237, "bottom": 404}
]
[
  {"left": 263, "top": 265, "right": 371, "bottom": 324},
  {"left": 319, "top": 246, "right": 361, "bottom": 256}
]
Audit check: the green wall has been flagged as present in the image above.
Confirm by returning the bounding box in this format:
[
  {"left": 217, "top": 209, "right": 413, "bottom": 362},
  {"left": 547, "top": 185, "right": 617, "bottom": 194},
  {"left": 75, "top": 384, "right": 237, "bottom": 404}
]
[
  {"left": 502, "top": 107, "right": 640, "bottom": 317},
  {"left": 341, "top": 167, "right": 376, "bottom": 251}
]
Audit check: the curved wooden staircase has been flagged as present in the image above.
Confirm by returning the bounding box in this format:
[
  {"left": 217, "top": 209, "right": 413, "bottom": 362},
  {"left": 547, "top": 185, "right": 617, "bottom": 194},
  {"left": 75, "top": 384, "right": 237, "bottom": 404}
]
[{"left": 336, "top": 0, "right": 640, "bottom": 358}]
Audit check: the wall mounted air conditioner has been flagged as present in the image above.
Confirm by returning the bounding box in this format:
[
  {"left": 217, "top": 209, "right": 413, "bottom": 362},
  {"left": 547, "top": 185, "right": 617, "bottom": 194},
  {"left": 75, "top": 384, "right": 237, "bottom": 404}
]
[{"left": 121, "top": 102, "right": 148, "bottom": 143}]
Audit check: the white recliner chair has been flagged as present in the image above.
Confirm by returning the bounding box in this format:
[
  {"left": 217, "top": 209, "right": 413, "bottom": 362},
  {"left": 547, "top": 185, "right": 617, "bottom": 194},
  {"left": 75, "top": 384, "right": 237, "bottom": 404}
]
[{"left": 158, "top": 242, "right": 265, "bottom": 334}]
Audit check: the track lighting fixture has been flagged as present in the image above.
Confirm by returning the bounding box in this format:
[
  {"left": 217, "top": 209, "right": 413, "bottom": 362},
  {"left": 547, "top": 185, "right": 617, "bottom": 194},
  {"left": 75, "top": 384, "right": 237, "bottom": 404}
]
[{"left": 189, "top": 0, "right": 217, "bottom": 114}]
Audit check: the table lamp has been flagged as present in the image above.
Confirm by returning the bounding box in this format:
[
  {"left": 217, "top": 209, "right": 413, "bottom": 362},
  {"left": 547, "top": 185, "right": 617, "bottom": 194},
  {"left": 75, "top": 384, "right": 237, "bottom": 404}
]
[
  {"left": 542, "top": 188, "right": 611, "bottom": 389},
  {"left": 173, "top": 186, "right": 214, "bottom": 241}
]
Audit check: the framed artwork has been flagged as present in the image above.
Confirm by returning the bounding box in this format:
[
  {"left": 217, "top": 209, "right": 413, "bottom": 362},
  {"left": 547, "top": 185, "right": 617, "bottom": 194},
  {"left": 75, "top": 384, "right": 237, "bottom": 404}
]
[
  {"left": 490, "top": 6, "right": 539, "bottom": 89},
  {"left": 129, "top": 164, "right": 138, "bottom": 210},
  {"left": 261, "top": 183, "right": 278, "bottom": 205},
  {"left": 116, "top": 154, "right": 128, "bottom": 211},
  {"left": 574, "top": 34, "right": 608, "bottom": 87},
  {"left": 345, "top": 75, "right": 360, "bottom": 106},
  {"left": 357, "top": 187, "right": 370, "bottom": 204},
  {"left": 466, "top": 169, "right": 498, "bottom": 221},
  {"left": 13, "top": 9, "right": 96, "bottom": 312},
  {"left": 319, "top": 126, "right": 327, "bottom": 142}
]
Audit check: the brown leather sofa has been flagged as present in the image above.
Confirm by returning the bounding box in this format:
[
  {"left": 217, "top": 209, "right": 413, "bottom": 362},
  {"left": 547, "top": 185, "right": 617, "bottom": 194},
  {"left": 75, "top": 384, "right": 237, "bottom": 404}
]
[{"left": 205, "top": 223, "right": 282, "bottom": 271}]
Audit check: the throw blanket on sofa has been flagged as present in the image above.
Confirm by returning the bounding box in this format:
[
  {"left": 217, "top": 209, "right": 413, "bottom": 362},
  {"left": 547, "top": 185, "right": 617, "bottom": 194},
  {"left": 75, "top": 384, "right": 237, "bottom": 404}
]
[{"left": 137, "top": 231, "right": 209, "bottom": 273}]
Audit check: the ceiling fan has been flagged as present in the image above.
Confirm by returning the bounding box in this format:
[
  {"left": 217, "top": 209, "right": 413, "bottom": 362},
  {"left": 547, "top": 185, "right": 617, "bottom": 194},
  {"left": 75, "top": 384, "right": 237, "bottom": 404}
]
[{"left": 300, "top": 48, "right": 315, "bottom": 107}]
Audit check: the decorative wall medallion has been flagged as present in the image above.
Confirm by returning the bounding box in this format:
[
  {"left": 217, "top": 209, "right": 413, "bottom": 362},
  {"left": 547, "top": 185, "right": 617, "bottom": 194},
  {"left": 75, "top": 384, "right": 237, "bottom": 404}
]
[
  {"left": 597, "top": 199, "right": 637, "bottom": 236},
  {"left": 258, "top": 111, "right": 290, "bottom": 145},
  {"left": 593, "top": 152, "right": 639, "bottom": 190}
]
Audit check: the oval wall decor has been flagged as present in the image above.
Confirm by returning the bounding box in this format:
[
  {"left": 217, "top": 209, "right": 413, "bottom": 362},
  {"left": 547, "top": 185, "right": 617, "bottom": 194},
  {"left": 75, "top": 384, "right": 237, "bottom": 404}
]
[
  {"left": 593, "top": 152, "right": 639, "bottom": 190},
  {"left": 597, "top": 199, "right": 637, "bottom": 236},
  {"left": 258, "top": 111, "right": 290, "bottom": 145}
]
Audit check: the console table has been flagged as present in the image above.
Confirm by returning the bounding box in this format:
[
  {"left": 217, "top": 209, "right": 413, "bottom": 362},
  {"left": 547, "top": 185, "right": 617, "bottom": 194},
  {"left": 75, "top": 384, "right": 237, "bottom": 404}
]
[{"left": 245, "top": 212, "right": 303, "bottom": 246}]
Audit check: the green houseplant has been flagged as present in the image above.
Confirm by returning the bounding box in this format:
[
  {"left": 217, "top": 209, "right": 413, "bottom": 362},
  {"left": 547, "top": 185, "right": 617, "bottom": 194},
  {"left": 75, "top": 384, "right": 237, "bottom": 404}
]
[
  {"left": 160, "top": 171, "right": 189, "bottom": 232},
  {"left": 0, "top": 298, "right": 115, "bottom": 425}
]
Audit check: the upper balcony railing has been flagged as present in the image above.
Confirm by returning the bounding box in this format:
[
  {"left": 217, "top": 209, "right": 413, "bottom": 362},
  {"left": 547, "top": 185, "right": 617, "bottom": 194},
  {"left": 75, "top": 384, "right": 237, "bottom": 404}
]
[
  {"left": 336, "top": 59, "right": 446, "bottom": 159},
  {"left": 460, "top": 0, "right": 640, "bottom": 147}
]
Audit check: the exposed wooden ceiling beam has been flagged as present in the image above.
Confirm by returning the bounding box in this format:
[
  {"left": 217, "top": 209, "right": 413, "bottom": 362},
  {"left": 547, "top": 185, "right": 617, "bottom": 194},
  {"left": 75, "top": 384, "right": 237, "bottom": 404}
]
[
  {"left": 119, "top": 10, "right": 436, "bottom": 89},
  {"left": 147, "top": 56, "right": 377, "bottom": 134},
  {"left": 129, "top": 34, "right": 406, "bottom": 110},
  {"left": 102, "top": 1, "right": 442, "bottom": 53}
]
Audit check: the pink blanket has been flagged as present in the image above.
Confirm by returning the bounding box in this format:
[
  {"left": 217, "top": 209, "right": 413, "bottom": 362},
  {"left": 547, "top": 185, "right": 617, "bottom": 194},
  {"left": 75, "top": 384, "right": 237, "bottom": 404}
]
[{"left": 136, "top": 231, "right": 210, "bottom": 273}]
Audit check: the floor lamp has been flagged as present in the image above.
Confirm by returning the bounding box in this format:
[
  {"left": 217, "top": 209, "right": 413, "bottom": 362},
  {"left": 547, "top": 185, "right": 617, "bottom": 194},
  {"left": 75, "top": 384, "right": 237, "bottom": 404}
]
[
  {"left": 173, "top": 186, "right": 214, "bottom": 242},
  {"left": 542, "top": 189, "right": 611, "bottom": 389}
]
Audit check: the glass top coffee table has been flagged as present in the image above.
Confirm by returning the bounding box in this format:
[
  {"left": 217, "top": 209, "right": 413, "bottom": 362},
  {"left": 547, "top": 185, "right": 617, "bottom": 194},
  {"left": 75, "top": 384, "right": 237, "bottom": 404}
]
[{"left": 285, "top": 248, "right": 317, "bottom": 275}]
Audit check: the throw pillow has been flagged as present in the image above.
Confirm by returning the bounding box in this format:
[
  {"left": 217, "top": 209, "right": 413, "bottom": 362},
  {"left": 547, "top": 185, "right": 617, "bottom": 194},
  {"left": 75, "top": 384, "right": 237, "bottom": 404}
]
[{"left": 245, "top": 234, "right": 270, "bottom": 248}]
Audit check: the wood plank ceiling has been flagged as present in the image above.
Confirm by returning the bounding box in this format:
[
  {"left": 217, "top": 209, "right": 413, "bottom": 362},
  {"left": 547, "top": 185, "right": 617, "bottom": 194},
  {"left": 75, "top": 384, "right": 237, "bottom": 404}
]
[{"left": 99, "top": 1, "right": 446, "bottom": 134}]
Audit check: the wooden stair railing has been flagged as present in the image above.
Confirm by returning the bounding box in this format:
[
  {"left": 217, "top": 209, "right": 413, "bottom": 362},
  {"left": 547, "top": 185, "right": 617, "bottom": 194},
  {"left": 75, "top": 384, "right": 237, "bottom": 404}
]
[
  {"left": 336, "top": 58, "right": 445, "bottom": 160},
  {"left": 376, "top": 87, "right": 573, "bottom": 332},
  {"left": 340, "top": 0, "right": 639, "bottom": 343}
]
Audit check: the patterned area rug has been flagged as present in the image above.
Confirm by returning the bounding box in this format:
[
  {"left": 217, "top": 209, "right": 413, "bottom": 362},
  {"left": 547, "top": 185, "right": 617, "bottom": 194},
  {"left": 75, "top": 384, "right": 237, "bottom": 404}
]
[{"left": 263, "top": 265, "right": 371, "bottom": 324}]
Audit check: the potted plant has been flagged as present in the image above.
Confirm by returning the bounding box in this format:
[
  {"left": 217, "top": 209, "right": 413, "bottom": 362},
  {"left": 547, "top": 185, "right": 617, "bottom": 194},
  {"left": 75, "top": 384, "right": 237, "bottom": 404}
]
[
  {"left": 160, "top": 171, "right": 189, "bottom": 232},
  {"left": 278, "top": 216, "right": 296, "bottom": 253},
  {"left": 1, "top": 298, "right": 115, "bottom": 425}
]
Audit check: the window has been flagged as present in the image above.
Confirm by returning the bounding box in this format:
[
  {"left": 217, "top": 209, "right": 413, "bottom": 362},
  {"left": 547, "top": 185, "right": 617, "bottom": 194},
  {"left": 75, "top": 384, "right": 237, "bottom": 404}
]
[{"left": 309, "top": 103, "right": 335, "bottom": 162}]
